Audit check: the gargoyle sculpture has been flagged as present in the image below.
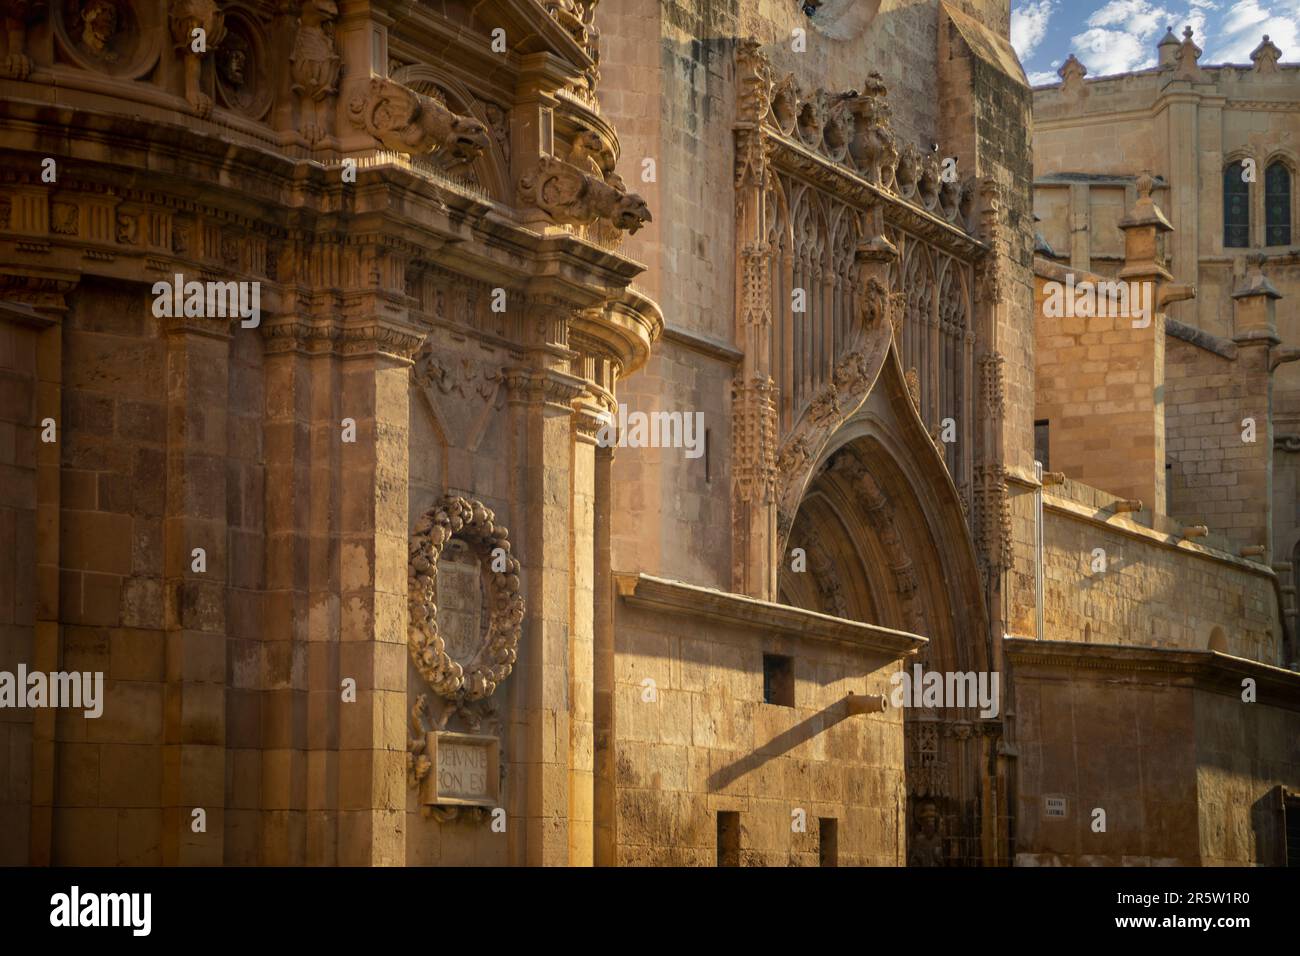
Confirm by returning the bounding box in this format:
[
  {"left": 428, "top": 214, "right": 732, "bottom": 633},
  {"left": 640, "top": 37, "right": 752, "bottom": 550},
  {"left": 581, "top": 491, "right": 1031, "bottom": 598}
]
[
  {"left": 348, "top": 76, "right": 490, "bottom": 165},
  {"left": 518, "top": 154, "right": 652, "bottom": 234}
]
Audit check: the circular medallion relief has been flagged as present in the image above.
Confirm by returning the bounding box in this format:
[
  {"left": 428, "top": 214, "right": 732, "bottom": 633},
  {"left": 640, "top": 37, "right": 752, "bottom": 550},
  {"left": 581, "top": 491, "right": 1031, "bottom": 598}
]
[
  {"left": 54, "top": 0, "right": 161, "bottom": 79},
  {"left": 408, "top": 496, "right": 523, "bottom": 702},
  {"left": 215, "top": 12, "right": 271, "bottom": 119}
]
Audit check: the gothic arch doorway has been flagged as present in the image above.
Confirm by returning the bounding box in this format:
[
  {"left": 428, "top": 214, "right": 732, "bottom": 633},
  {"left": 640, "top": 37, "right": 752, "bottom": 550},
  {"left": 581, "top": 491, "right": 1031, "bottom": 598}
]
[{"left": 778, "top": 357, "right": 998, "bottom": 865}]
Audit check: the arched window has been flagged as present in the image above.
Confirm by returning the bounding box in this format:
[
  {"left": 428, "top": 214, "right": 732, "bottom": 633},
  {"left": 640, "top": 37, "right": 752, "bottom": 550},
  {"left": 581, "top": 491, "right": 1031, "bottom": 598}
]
[
  {"left": 1224, "top": 161, "right": 1250, "bottom": 248},
  {"left": 1265, "top": 161, "right": 1292, "bottom": 246}
]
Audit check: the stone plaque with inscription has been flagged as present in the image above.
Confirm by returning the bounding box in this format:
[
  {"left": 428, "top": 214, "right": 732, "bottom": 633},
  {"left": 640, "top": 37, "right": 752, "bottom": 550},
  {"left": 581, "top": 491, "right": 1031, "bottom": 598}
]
[
  {"left": 436, "top": 545, "right": 484, "bottom": 668},
  {"left": 421, "top": 731, "right": 500, "bottom": 807}
]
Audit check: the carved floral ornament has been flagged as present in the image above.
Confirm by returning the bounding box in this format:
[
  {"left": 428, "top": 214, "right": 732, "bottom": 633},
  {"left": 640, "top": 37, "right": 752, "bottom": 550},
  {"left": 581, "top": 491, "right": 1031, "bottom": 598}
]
[
  {"left": 408, "top": 496, "right": 524, "bottom": 702},
  {"left": 735, "top": 39, "right": 974, "bottom": 231}
]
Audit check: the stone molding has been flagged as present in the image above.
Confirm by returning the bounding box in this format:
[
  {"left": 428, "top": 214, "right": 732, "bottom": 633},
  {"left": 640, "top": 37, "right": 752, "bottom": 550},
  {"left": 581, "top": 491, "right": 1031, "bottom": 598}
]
[
  {"left": 1005, "top": 638, "right": 1300, "bottom": 708},
  {"left": 615, "top": 572, "right": 926, "bottom": 659}
]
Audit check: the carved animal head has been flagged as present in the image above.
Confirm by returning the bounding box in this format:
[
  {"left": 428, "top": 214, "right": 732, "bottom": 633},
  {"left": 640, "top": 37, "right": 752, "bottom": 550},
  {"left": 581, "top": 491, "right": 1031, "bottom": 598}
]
[
  {"left": 918, "top": 154, "right": 941, "bottom": 206},
  {"left": 612, "top": 192, "right": 652, "bottom": 234},
  {"left": 939, "top": 176, "right": 961, "bottom": 219},
  {"left": 894, "top": 143, "right": 921, "bottom": 193},
  {"left": 572, "top": 128, "right": 604, "bottom": 156},
  {"left": 444, "top": 114, "right": 491, "bottom": 164},
  {"left": 958, "top": 177, "right": 975, "bottom": 221},
  {"left": 770, "top": 74, "right": 799, "bottom": 133}
]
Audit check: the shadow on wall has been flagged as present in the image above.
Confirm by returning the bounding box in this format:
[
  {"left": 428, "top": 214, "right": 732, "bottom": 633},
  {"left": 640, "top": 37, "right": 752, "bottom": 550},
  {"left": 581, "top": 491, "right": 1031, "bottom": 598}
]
[{"left": 707, "top": 697, "right": 851, "bottom": 790}]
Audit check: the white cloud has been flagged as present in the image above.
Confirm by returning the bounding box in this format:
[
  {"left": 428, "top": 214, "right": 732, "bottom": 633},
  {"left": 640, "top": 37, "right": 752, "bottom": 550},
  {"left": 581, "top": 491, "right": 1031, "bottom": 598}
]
[
  {"left": 1012, "top": 1, "right": 1056, "bottom": 60},
  {"left": 1027, "top": 69, "right": 1061, "bottom": 85},
  {"left": 1206, "top": 0, "right": 1299, "bottom": 62},
  {"left": 1086, "top": 0, "right": 1176, "bottom": 37},
  {"left": 1071, "top": 26, "right": 1158, "bottom": 74}
]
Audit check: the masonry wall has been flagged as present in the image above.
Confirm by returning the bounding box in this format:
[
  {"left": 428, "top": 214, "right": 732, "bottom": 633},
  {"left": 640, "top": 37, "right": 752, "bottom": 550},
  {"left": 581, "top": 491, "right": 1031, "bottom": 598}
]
[
  {"left": 1032, "top": 266, "right": 1163, "bottom": 507},
  {"left": 1041, "top": 479, "right": 1282, "bottom": 665},
  {"left": 1013, "top": 667, "right": 1200, "bottom": 866},
  {"left": 1194, "top": 688, "right": 1300, "bottom": 866},
  {"left": 1165, "top": 332, "right": 1272, "bottom": 553},
  {"left": 0, "top": 311, "right": 40, "bottom": 864},
  {"left": 611, "top": 599, "right": 907, "bottom": 866}
]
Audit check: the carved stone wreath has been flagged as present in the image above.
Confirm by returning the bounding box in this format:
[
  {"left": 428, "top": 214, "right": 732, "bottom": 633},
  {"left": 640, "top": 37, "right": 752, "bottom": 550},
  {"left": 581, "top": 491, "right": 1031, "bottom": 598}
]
[{"left": 408, "top": 495, "right": 523, "bottom": 701}]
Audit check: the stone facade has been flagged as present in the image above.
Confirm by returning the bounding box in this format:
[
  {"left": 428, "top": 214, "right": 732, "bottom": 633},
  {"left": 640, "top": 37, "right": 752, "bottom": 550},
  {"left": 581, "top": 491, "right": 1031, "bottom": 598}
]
[
  {"left": 0, "top": 1, "right": 1297, "bottom": 868},
  {"left": 1031, "top": 30, "right": 1300, "bottom": 626}
]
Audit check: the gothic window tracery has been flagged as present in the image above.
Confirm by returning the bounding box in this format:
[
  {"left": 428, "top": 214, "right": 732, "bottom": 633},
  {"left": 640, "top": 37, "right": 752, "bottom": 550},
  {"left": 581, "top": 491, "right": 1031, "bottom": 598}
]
[
  {"left": 1265, "top": 160, "right": 1292, "bottom": 247},
  {"left": 1224, "top": 160, "right": 1250, "bottom": 248}
]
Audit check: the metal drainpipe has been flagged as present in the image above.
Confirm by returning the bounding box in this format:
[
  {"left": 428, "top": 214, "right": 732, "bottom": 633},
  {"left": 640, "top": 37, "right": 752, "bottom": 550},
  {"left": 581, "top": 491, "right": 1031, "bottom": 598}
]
[{"left": 1034, "top": 460, "right": 1045, "bottom": 641}]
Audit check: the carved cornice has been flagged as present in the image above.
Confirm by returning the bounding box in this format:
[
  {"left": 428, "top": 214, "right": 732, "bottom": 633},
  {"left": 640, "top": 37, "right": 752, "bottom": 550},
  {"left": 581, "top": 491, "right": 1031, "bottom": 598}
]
[
  {"left": 0, "top": 270, "right": 77, "bottom": 313},
  {"left": 1004, "top": 638, "right": 1300, "bottom": 709},
  {"left": 616, "top": 571, "right": 926, "bottom": 658},
  {"left": 503, "top": 366, "right": 586, "bottom": 411}
]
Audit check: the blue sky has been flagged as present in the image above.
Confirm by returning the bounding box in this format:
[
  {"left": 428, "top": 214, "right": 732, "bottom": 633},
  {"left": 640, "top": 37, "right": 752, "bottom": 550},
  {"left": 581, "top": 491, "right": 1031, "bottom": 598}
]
[{"left": 1011, "top": 0, "right": 1300, "bottom": 84}]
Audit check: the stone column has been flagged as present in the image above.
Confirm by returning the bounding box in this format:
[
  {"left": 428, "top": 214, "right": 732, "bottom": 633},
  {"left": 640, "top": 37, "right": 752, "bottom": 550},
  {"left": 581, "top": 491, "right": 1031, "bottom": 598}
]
[
  {"left": 1116, "top": 173, "right": 1176, "bottom": 512},
  {"left": 1230, "top": 259, "right": 1280, "bottom": 559},
  {"left": 592, "top": 437, "right": 616, "bottom": 866},
  {"left": 161, "top": 311, "right": 232, "bottom": 865},
  {"left": 508, "top": 300, "right": 586, "bottom": 865},
  {"left": 257, "top": 310, "right": 320, "bottom": 865},
  {"left": 0, "top": 273, "right": 75, "bottom": 865},
  {"left": 569, "top": 399, "right": 603, "bottom": 866},
  {"left": 334, "top": 318, "right": 421, "bottom": 867}
]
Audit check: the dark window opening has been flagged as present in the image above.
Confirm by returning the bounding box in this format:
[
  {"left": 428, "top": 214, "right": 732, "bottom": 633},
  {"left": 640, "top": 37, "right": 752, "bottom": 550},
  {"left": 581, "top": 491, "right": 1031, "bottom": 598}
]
[
  {"left": 717, "top": 811, "right": 741, "bottom": 867},
  {"left": 1224, "top": 161, "right": 1250, "bottom": 248},
  {"left": 819, "top": 818, "right": 838, "bottom": 867},
  {"left": 1034, "top": 419, "right": 1050, "bottom": 472},
  {"left": 763, "top": 653, "right": 794, "bottom": 707},
  {"left": 1265, "top": 162, "right": 1292, "bottom": 247},
  {"left": 1284, "top": 790, "right": 1300, "bottom": 867}
]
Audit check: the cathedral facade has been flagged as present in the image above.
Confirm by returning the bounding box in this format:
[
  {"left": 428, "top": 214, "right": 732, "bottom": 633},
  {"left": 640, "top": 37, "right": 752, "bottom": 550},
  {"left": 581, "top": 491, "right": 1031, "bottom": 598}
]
[{"left": 0, "top": 0, "right": 1295, "bottom": 867}]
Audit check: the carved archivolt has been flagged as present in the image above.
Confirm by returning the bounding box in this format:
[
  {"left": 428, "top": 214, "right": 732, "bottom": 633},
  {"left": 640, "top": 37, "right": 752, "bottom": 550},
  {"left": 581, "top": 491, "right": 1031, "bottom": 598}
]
[
  {"left": 408, "top": 496, "right": 524, "bottom": 702},
  {"left": 773, "top": 275, "right": 894, "bottom": 545}
]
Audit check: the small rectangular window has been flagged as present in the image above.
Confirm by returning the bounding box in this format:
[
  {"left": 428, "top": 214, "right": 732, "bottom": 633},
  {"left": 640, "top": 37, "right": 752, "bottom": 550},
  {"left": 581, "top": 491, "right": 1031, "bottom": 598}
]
[
  {"left": 1034, "top": 420, "right": 1050, "bottom": 472},
  {"left": 819, "top": 818, "right": 838, "bottom": 867},
  {"left": 717, "top": 811, "right": 740, "bottom": 867},
  {"left": 762, "top": 653, "right": 794, "bottom": 707}
]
